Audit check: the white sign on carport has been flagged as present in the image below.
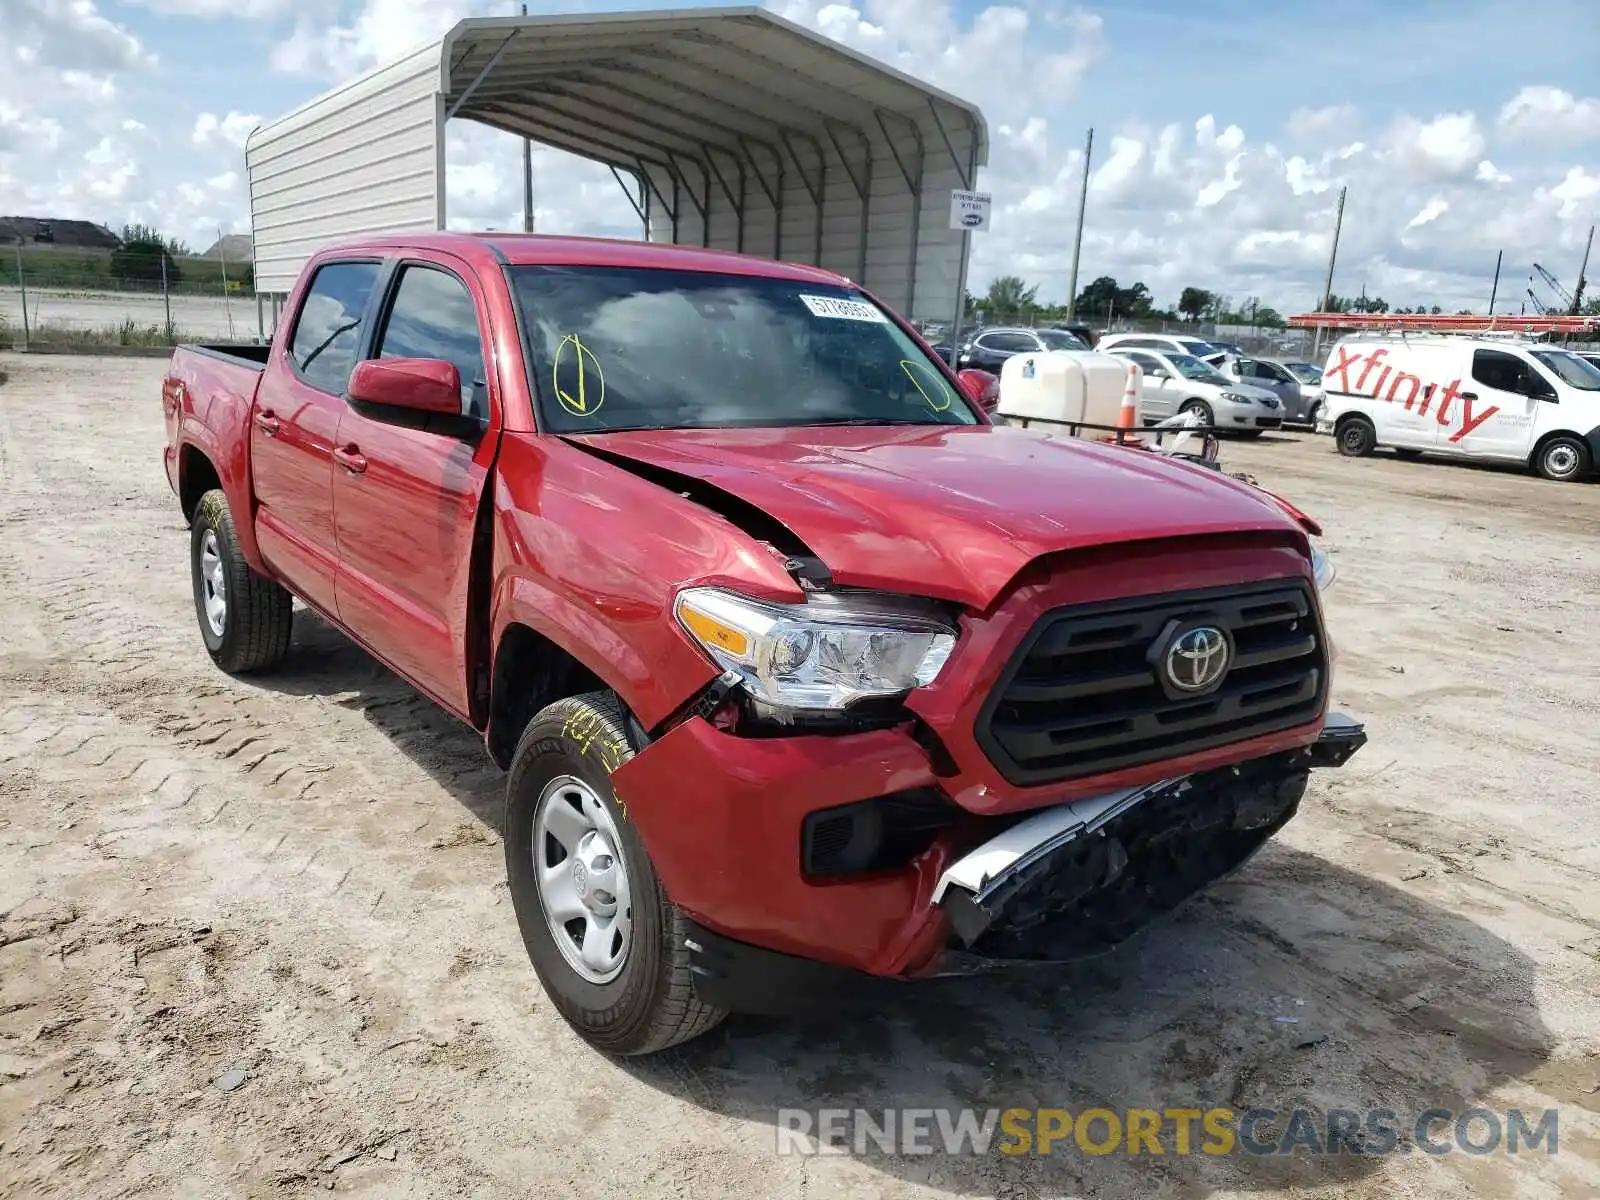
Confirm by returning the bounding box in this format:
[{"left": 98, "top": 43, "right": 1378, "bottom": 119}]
[{"left": 244, "top": 6, "right": 988, "bottom": 334}]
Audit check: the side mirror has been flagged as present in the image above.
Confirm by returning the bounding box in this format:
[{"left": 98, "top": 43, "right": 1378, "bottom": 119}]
[
  {"left": 348, "top": 357, "right": 463, "bottom": 416},
  {"left": 958, "top": 368, "right": 1000, "bottom": 412}
]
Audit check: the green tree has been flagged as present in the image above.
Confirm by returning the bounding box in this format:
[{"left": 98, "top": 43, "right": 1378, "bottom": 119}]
[
  {"left": 984, "top": 274, "right": 1040, "bottom": 317},
  {"left": 1075, "top": 276, "right": 1155, "bottom": 321},
  {"left": 1178, "top": 287, "right": 1213, "bottom": 322},
  {"left": 112, "top": 224, "right": 183, "bottom": 286}
]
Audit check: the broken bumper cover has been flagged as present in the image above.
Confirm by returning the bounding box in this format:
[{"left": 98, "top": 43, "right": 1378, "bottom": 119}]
[
  {"left": 928, "top": 711, "right": 1366, "bottom": 968},
  {"left": 682, "top": 713, "right": 1366, "bottom": 1012}
]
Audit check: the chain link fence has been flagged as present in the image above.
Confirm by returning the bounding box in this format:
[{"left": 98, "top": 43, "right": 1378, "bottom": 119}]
[{"left": 0, "top": 255, "right": 258, "bottom": 348}]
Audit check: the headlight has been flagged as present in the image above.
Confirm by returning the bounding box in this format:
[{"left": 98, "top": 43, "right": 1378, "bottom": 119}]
[
  {"left": 674, "top": 587, "right": 957, "bottom": 713},
  {"left": 1310, "top": 543, "right": 1336, "bottom": 591},
  {"left": 1222, "top": 391, "right": 1253, "bottom": 403}
]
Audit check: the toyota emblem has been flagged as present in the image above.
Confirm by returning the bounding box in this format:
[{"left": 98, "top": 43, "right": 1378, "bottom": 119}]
[{"left": 1164, "top": 625, "right": 1230, "bottom": 693}]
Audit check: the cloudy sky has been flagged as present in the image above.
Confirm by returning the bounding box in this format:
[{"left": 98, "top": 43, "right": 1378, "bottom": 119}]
[{"left": 4, "top": 0, "right": 1598, "bottom": 314}]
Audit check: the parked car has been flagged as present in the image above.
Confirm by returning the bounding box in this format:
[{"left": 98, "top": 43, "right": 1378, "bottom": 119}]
[
  {"left": 945, "top": 326, "right": 1091, "bottom": 373},
  {"left": 1105, "top": 346, "right": 1285, "bottom": 434},
  {"left": 1209, "top": 340, "right": 1247, "bottom": 356},
  {"left": 1097, "top": 331, "right": 1227, "bottom": 359},
  {"left": 1203, "top": 352, "right": 1313, "bottom": 423},
  {"left": 159, "top": 231, "right": 1364, "bottom": 1056},
  {"left": 1317, "top": 334, "right": 1600, "bottom": 481}
]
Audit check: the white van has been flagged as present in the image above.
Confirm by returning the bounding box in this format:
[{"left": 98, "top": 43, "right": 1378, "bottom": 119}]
[{"left": 1316, "top": 335, "right": 1600, "bottom": 482}]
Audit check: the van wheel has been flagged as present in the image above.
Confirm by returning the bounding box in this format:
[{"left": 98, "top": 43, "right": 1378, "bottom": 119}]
[
  {"left": 504, "top": 691, "right": 727, "bottom": 1056},
  {"left": 1336, "top": 416, "right": 1376, "bottom": 457},
  {"left": 1533, "top": 435, "right": 1591, "bottom": 482},
  {"left": 190, "top": 489, "right": 293, "bottom": 674},
  {"left": 1180, "top": 399, "right": 1213, "bottom": 424}
]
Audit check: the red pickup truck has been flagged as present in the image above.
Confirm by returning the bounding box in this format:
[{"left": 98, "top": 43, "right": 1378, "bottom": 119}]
[{"left": 161, "top": 232, "right": 1365, "bottom": 1055}]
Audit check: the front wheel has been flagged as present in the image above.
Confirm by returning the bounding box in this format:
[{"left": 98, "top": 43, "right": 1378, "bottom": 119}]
[
  {"left": 1336, "top": 416, "right": 1376, "bottom": 457},
  {"left": 190, "top": 489, "right": 293, "bottom": 674},
  {"left": 1180, "top": 399, "right": 1213, "bottom": 424},
  {"left": 1534, "top": 435, "right": 1592, "bottom": 482},
  {"left": 504, "top": 691, "right": 726, "bottom": 1055}
]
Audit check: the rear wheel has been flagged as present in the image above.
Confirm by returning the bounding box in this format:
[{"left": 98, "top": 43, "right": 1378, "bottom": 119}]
[
  {"left": 1533, "top": 435, "right": 1591, "bottom": 482},
  {"left": 504, "top": 691, "right": 726, "bottom": 1055},
  {"left": 190, "top": 489, "right": 293, "bottom": 674},
  {"left": 1336, "top": 416, "right": 1376, "bottom": 457}
]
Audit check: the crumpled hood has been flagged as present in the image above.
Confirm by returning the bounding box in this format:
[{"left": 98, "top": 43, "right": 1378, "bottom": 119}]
[{"left": 564, "top": 424, "right": 1301, "bottom": 609}]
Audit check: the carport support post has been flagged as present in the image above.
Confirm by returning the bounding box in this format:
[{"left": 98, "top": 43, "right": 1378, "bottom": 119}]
[{"left": 13, "top": 238, "right": 28, "bottom": 350}]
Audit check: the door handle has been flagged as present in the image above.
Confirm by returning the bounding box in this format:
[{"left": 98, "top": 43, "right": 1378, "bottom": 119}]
[
  {"left": 254, "top": 411, "right": 281, "bottom": 437},
  {"left": 333, "top": 445, "right": 368, "bottom": 475},
  {"left": 1460, "top": 391, "right": 1478, "bottom": 400}
]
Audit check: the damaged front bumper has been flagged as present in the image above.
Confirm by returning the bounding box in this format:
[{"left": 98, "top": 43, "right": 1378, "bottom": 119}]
[
  {"left": 682, "top": 713, "right": 1366, "bottom": 1013},
  {"left": 926, "top": 712, "right": 1367, "bottom": 973}
]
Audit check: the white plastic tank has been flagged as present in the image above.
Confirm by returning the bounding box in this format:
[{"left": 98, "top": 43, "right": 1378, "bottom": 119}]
[{"left": 994, "top": 350, "right": 1134, "bottom": 435}]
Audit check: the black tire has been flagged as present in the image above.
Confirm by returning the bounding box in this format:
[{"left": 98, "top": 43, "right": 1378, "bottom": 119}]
[
  {"left": 1533, "top": 435, "right": 1592, "bottom": 483},
  {"left": 1336, "top": 416, "right": 1376, "bottom": 457},
  {"left": 1180, "top": 399, "right": 1213, "bottom": 424},
  {"left": 1394, "top": 447, "right": 1424, "bottom": 460},
  {"left": 190, "top": 489, "right": 293, "bottom": 674},
  {"left": 504, "top": 691, "right": 726, "bottom": 1056}
]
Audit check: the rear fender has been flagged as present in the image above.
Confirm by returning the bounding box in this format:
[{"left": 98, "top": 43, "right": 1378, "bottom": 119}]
[{"left": 179, "top": 418, "right": 266, "bottom": 573}]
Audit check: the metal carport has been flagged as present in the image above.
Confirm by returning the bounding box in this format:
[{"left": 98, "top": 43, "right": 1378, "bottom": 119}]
[{"left": 245, "top": 6, "right": 987, "bottom": 332}]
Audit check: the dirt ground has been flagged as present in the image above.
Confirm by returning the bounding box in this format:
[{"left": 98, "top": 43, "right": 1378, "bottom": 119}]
[{"left": 1, "top": 352, "right": 1596, "bottom": 1199}]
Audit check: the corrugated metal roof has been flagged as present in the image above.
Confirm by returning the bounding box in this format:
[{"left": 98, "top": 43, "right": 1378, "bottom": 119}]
[{"left": 247, "top": 6, "right": 986, "bottom": 326}]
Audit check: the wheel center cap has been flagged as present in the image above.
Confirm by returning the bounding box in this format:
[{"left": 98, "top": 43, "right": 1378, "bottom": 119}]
[{"left": 572, "top": 860, "right": 589, "bottom": 898}]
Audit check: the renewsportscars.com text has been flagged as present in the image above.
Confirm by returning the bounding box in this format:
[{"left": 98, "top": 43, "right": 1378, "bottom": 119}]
[{"left": 775, "top": 1106, "right": 1560, "bottom": 1158}]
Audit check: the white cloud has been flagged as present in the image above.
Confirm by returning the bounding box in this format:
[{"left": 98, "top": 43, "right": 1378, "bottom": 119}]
[
  {"left": 193, "top": 111, "right": 262, "bottom": 149},
  {"left": 1498, "top": 86, "right": 1600, "bottom": 142},
  {"left": 1, "top": 0, "right": 1596, "bottom": 318},
  {"left": 1405, "top": 197, "right": 1450, "bottom": 230}
]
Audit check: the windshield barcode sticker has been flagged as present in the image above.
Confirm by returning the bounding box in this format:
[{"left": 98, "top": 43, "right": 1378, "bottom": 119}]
[{"left": 799, "top": 294, "right": 886, "bottom": 323}]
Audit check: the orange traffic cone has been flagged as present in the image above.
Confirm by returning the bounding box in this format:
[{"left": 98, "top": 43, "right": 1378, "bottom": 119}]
[{"left": 1117, "top": 362, "right": 1141, "bottom": 435}]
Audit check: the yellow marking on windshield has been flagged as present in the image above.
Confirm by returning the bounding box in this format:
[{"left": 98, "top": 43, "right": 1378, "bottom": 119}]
[
  {"left": 553, "top": 334, "right": 606, "bottom": 417},
  {"left": 901, "top": 359, "right": 953, "bottom": 413}
]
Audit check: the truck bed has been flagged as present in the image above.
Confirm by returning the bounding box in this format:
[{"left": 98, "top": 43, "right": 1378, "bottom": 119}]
[{"left": 180, "top": 343, "right": 271, "bottom": 370}]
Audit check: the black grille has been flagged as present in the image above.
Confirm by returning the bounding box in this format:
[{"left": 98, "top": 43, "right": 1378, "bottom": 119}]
[{"left": 975, "top": 581, "right": 1326, "bottom": 786}]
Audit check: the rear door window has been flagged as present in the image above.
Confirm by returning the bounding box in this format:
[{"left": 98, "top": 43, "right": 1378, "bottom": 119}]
[{"left": 290, "top": 261, "right": 382, "bottom": 395}]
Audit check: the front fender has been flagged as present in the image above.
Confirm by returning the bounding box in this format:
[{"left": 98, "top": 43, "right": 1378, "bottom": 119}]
[{"left": 488, "top": 433, "right": 804, "bottom": 730}]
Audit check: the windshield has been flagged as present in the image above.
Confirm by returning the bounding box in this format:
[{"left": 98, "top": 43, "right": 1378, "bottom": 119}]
[
  {"left": 509, "top": 265, "right": 981, "bottom": 432},
  {"left": 1283, "top": 361, "right": 1322, "bottom": 383},
  {"left": 1038, "top": 330, "right": 1086, "bottom": 351},
  {"left": 1531, "top": 349, "right": 1600, "bottom": 391},
  {"left": 1179, "top": 339, "right": 1223, "bottom": 357},
  {"left": 1166, "top": 352, "right": 1231, "bottom": 383}
]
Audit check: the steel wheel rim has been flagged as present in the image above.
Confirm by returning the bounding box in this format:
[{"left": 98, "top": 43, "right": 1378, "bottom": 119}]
[
  {"left": 533, "top": 774, "right": 632, "bottom": 985},
  {"left": 1546, "top": 445, "right": 1578, "bottom": 477},
  {"left": 200, "top": 530, "right": 227, "bottom": 637},
  {"left": 1341, "top": 425, "right": 1365, "bottom": 452}
]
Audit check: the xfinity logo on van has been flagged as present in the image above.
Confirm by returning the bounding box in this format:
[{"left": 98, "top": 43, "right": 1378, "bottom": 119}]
[{"left": 1325, "top": 346, "right": 1499, "bottom": 443}]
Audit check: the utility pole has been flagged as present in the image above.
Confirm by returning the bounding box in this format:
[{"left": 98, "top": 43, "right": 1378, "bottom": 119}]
[
  {"left": 13, "top": 236, "right": 28, "bottom": 350},
  {"left": 521, "top": 3, "right": 534, "bottom": 233},
  {"left": 1312, "top": 186, "right": 1346, "bottom": 358},
  {"left": 1488, "top": 249, "right": 1502, "bottom": 314},
  {"left": 1063, "top": 127, "right": 1093, "bottom": 325}
]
